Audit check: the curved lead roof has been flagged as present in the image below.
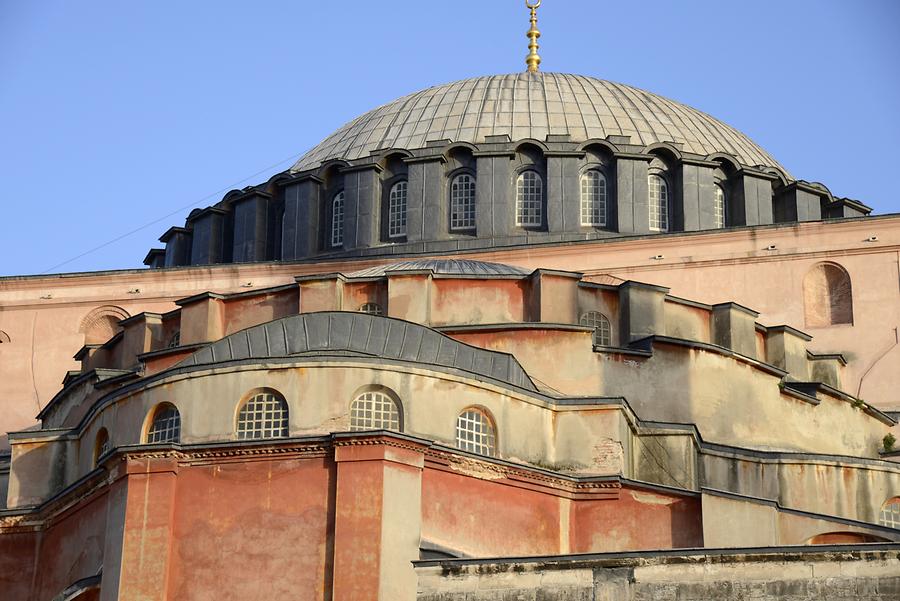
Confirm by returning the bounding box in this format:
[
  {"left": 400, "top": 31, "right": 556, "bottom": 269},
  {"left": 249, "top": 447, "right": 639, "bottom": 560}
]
[
  {"left": 292, "top": 72, "right": 784, "bottom": 173},
  {"left": 177, "top": 311, "right": 537, "bottom": 392},
  {"left": 346, "top": 259, "right": 531, "bottom": 279}
]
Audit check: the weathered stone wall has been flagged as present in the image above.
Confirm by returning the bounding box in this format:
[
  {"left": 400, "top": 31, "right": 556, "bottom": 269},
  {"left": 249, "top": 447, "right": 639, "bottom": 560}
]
[{"left": 415, "top": 546, "right": 900, "bottom": 601}]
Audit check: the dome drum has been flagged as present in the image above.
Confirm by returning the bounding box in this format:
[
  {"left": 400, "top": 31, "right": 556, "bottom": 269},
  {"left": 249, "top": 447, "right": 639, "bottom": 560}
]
[{"left": 144, "top": 74, "right": 871, "bottom": 268}]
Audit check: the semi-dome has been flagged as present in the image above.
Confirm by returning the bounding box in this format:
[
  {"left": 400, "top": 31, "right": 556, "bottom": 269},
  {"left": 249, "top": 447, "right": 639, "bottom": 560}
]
[
  {"left": 292, "top": 72, "right": 784, "bottom": 173},
  {"left": 346, "top": 259, "right": 531, "bottom": 279}
]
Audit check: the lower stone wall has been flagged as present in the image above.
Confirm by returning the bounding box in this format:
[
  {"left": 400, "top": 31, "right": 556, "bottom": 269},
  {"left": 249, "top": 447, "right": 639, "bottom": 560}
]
[{"left": 415, "top": 544, "right": 900, "bottom": 601}]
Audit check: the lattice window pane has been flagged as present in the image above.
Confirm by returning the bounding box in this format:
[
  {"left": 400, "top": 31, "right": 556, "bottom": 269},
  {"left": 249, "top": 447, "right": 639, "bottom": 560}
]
[
  {"left": 879, "top": 499, "right": 900, "bottom": 529},
  {"left": 389, "top": 181, "right": 408, "bottom": 238},
  {"left": 350, "top": 391, "right": 401, "bottom": 431},
  {"left": 580, "top": 311, "right": 611, "bottom": 346},
  {"left": 450, "top": 174, "right": 476, "bottom": 230},
  {"left": 146, "top": 404, "right": 181, "bottom": 444},
  {"left": 359, "top": 302, "right": 383, "bottom": 315},
  {"left": 649, "top": 175, "right": 669, "bottom": 231},
  {"left": 714, "top": 185, "right": 726, "bottom": 229},
  {"left": 580, "top": 170, "right": 607, "bottom": 226},
  {"left": 455, "top": 408, "right": 496, "bottom": 456},
  {"left": 237, "top": 392, "right": 289, "bottom": 439},
  {"left": 516, "top": 171, "right": 542, "bottom": 227},
  {"left": 331, "top": 192, "right": 345, "bottom": 247}
]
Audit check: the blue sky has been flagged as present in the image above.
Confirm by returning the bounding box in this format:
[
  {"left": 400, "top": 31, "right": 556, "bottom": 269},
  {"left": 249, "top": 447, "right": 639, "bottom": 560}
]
[{"left": 1, "top": 1, "right": 898, "bottom": 276}]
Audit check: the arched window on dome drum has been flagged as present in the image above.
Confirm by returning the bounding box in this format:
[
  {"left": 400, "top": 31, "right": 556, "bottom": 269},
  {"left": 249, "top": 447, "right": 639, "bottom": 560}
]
[
  {"left": 879, "top": 497, "right": 900, "bottom": 529},
  {"left": 580, "top": 311, "right": 612, "bottom": 346},
  {"left": 236, "top": 390, "right": 289, "bottom": 440},
  {"left": 349, "top": 391, "right": 402, "bottom": 432},
  {"left": 803, "top": 263, "right": 853, "bottom": 327},
  {"left": 648, "top": 175, "right": 669, "bottom": 232},
  {"left": 516, "top": 171, "right": 542, "bottom": 227},
  {"left": 331, "top": 191, "right": 345, "bottom": 247},
  {"left": 455, "top": 407, "right": 496, "bottom": 457},
  {"left": 580, "top": 170, "right": 607, "bottom": 226},
  {"left": 713, "top": 185, "right": 726, "bottom": 229},
  {"left": 358, "top": 302, "right": 383, "bottom": 316},
  {"left": 450, "top": 174, "right": 476, "bottom": 231},
  {"left": 145, "top": 403, "right": 181, "bottom": 444},
  {"left": 388, "top": 181, "right": 408, "bottom": 238}
]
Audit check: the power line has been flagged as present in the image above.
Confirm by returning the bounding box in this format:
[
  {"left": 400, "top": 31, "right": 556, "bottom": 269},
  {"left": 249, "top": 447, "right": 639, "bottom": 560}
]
[{"left": 40, "top": 151, "right": 307, "bottom": 274}]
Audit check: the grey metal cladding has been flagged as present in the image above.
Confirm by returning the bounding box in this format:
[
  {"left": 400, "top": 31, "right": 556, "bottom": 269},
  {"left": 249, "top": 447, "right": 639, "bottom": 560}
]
[
  {"left": 328, "top": 313, "right": 353, "bottom": 349},
  {"left": 230, "top": 331, "right": 251, "bottom": 360},
  {"left": 177, "top": 312, "right": 536, "bottom": 391},
  {"left": 265, "top": 322, "right": 288, "bottom": 356},
  {"left": 284, "top": 316, "right": 309, "bottom": 354},
  {"left": 399, "top": 325, "right": 424, "bottom": 361},
  {"left": 348, "top": 316, "right": 372, "bottom": 353},
  {"left": 247, "top": 327, "right": 269, "bottom": 359}
]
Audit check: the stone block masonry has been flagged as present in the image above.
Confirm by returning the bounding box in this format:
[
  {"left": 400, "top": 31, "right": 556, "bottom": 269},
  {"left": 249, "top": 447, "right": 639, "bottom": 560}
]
[{"left": 415, "top": 544, "right": 900, "bottom": 601}]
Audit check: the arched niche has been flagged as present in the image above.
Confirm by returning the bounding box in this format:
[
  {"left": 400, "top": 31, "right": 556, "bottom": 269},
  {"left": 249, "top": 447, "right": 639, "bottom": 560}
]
[
  {"left": 80, "top": 306, "right": 130, "bottom": 345},
  {"left": 803, "top": 262, "right": 853, "bottom": 327}
]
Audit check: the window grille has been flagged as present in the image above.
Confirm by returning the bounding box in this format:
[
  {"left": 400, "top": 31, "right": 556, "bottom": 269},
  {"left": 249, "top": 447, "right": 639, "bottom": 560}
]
[
  {"left": 450, "top": 174, "right": 476, "bottom": 230},
  {"left": 359, "top": 303, "right": 383, "bottom": 315},
  {"left": 714, "top": 185, "right": 726, "bottom": 228},
  {"left": 649, "top": 175, "right": 669, "bottom": 232},
  {"left": 168, "top": 331, "right": 180, "bottom": 349},
  {"left": 580, "top": 170, "right": 607, "bottom": 226},
  {"left": 388, "top": 181, "right": 408, "bottom": 238},
  {"left": 236, "top": 391, "right": 289, "bottom": 439},
  {"left": 331, "top": 192, "right": 345, "bottom": 247},
  {"left": 146, "top": 404, "right": 181, "bottom": 444},
  {"left": 350, "top": 391, "right": 401, "bottom": 431},
  {"left": 580, "top": 311, "right": 612, "bottom": 346},
  {"left": 455, "top": 408, "right": 496, "bottom": 456},
  {"left": 880, "top": 498, "right": 900, "bottom": 529},
  {"left": 516, "top": 171, "right": 542, "bottom": 227},
  {"left": 94, "top": 429, "right": 110, "bottom": 466}
]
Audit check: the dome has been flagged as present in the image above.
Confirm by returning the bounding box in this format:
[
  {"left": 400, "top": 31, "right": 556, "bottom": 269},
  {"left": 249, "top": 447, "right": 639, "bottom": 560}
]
[
  {"left": 291, "top": 72, "right": 784, "bottom": 173},
  {"left": 346, "top": 259, "right": 531, "bottom": 279}
]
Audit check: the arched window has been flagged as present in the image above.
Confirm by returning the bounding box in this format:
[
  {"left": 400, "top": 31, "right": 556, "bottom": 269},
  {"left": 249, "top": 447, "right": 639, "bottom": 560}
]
[
  {"left": 803, "top": 263, "right": 853, "bottom": 327},
  {"left": 359, "top": 302, "right": 383, "bottom": 315},
  {"left": 648, "top": 174, "right": 669, "bottom": 232},
  {"left": 167, "top": 331, "right": 180, "bottom": 349},
  {"left": 580, "top": 170, "right": 607, "bottom": 226},
  {"left": 93, "top": 428, "right": 110, "bottom": 467},
  {"left": 879, "top": 497, "right": 900, "bottom": 529},
  {"left": 0, "top": 330, "right": 9, "bottom": 344},
  {"left": 388, "top": 181, "right": 408, "bottom": 238},
  {"left": 145, "top": 403, "right": 181, "bottom": 444},
  {"left": 516, "top": 170, "right": 542, "bottom": 227},
  {"left": 455, "top": 407, "right": 496, "bottom": 457},
  {"left": 450, "top": 174, "right": 476, "bottom": 231},
  {"left": 713, "top": 185, "right": 726, "bottom": 228},
  {"left": 350, "top": 390, "right": 402, "bottom": 431},
  {"left": 580, "top": 311, "right": 612, "bottom": 346},
  {"left": 331, "top": 191, "right": 345, "bottom": 247},
  {"left": 236, "top": 390, "right": 289, "bottom": 440}
]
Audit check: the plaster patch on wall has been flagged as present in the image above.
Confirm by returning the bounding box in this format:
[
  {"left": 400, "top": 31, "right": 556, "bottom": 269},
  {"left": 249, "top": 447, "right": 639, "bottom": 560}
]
[
  {"left": 631, "top": 491, "right": 676, "bottom": 506},
  {"left": 592, "top": 438, "right": 624, "bottom": 474}
]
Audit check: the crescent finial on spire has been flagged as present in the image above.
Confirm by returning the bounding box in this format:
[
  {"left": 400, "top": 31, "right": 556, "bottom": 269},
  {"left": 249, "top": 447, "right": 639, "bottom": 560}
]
[{"left": 525, "top": 0, "right": 542, "bottom": 73}]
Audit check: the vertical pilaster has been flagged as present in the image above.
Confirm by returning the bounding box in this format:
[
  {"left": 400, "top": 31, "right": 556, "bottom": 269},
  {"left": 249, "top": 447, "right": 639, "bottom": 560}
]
[{"left": 331, "top": 436, "right": 424, "bottom": 601}]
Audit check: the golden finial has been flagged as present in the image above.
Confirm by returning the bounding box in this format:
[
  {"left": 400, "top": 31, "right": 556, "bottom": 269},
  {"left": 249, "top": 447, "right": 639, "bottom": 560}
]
[{"left": 525, "top": 0, "right": 542, "bottom": 73}]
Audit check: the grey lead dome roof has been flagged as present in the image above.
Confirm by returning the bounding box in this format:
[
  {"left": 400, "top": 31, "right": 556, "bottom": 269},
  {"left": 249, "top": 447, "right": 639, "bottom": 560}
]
[
  {"left": 347, "top": 259, "right": 530, "bottom": 279},
  {"left": 291, "top": 72, "right": 784, "bottom": 173}
]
